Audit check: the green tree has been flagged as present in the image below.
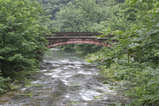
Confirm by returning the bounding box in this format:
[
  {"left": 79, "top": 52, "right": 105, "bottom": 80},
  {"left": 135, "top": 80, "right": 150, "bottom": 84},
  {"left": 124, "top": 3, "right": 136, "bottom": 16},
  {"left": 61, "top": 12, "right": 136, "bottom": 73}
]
[
  {"left": 34, "top": 0, "right": 73, "bottom": 20},
  {"left": 88, "top": 0, "right": 159, "bottom": 105},
  {"left": 0, "top": 0, "right": 50, "bottom": 77},
  {"left": 54, "top": 0, "right": 109, "bottom": 31},
  {"left": 53, "top": 0, "right": 112, "bottom": 54}
]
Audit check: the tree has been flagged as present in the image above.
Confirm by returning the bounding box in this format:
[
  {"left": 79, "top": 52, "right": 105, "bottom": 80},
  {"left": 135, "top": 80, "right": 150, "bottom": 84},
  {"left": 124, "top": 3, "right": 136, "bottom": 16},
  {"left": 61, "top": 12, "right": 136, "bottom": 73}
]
[
  {"left": 34, "top": 0, "right": 73, "bottom": 20},
  {"left": 0, "top": 0, "right": 50, "bottom": 77},
  {"left": 89, "top": 0, "right": 159, "bottom": 105},
  {"left": 54, "top": 0, "right": 109, "bottom": 31},
  {"left": 53, "top": 0, "right": 111, "bottom": 54}
]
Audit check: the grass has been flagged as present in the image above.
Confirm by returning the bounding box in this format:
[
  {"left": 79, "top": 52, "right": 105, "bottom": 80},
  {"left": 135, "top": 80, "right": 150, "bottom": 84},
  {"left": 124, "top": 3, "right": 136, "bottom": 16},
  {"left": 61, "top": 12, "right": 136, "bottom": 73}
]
[
  {"left": 22, "top": 93, "right": 34, "bottom": 97},
  {"left": 68, "top": 83, "right": 80, "bottom": 87},
  {"left": 70, "top": 101, "right": 79, "bottom": 105}
]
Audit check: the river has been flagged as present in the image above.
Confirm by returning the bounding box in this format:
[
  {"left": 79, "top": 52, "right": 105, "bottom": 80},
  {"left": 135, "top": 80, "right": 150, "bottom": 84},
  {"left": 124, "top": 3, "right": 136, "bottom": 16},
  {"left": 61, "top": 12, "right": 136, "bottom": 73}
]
[{"left": 0, "top": 49, "right": 130, "bottom": 106}]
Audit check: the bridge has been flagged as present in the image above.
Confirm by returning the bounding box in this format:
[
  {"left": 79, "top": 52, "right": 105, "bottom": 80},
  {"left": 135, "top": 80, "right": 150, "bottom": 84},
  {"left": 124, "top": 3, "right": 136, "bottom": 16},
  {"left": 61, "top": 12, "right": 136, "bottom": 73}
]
[{"left": 46, "top": 31, "right": 111, "bottom": 48}]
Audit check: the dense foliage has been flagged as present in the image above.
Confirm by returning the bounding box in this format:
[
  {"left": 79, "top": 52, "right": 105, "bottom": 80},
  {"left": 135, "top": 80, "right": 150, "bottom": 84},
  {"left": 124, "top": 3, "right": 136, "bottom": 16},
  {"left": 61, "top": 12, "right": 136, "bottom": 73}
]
[
  {"left": 86, "top": 0, "right": 159, "bottom": 105},
  {"left": 0, "top": 0, "right": 50, "bottom": 92}
]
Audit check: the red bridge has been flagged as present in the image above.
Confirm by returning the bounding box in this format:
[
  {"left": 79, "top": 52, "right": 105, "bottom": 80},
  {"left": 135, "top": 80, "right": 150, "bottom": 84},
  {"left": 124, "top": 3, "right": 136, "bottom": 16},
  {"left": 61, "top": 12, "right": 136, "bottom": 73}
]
[{"left": 46, "top": 31, "right": 111, "bottom": 48}]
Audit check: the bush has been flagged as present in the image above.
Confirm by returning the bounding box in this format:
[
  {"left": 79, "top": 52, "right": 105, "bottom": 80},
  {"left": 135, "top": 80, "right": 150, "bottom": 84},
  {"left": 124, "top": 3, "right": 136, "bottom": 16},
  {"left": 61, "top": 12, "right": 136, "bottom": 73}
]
[{"left": 0, "top": 71, "right": 10, "bottom": 93}]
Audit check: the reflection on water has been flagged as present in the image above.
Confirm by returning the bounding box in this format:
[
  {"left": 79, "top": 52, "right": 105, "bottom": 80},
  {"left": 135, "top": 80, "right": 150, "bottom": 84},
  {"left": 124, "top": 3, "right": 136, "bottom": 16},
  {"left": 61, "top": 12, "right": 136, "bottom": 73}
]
[{"left": 0, "top": 49, "right": 130, "bottom": 106}]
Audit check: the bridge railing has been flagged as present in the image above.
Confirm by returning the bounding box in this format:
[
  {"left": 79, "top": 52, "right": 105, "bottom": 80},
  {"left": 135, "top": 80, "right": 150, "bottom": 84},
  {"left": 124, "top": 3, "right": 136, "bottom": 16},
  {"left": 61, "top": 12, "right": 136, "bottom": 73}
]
[{"left": 47, "top": 30, "right": 102, "bottom": 38}]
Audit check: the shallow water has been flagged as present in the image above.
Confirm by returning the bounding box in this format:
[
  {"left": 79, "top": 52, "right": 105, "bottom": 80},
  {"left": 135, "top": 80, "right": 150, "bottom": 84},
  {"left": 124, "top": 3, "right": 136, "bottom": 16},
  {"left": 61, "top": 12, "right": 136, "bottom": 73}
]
[{"left": 0, "top": 49, "right": 130, "bottom": 106}]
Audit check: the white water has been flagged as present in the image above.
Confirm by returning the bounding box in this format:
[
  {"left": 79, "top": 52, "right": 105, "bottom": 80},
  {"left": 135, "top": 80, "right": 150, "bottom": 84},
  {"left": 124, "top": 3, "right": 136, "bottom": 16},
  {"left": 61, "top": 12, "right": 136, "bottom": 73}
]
[{"left": 0, "top": 49, "right": 130, "bottom": 106}]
